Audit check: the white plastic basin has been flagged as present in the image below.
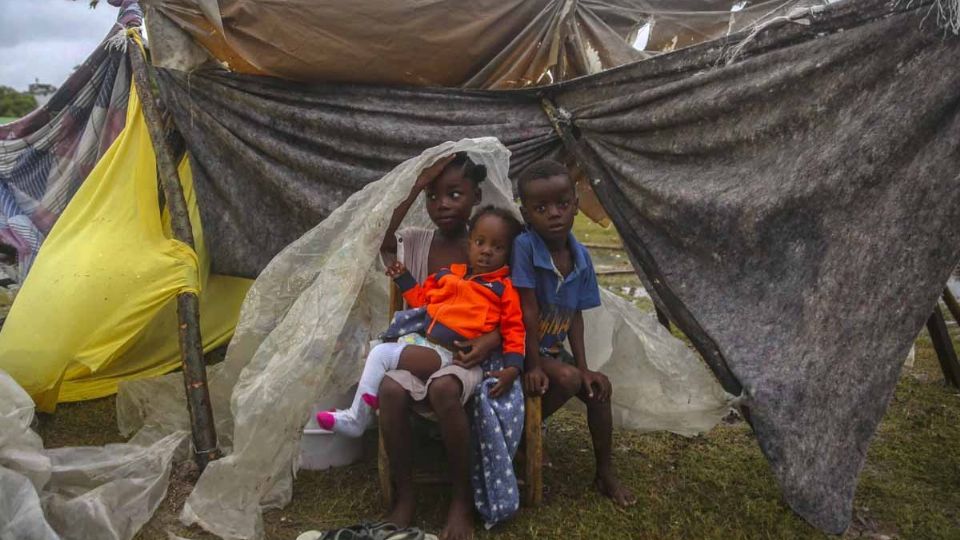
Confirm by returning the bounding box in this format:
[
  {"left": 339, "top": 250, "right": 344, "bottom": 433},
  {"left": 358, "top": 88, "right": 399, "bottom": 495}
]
[{"left": 298, "top": 389, "right": 363, "bottom": 471}]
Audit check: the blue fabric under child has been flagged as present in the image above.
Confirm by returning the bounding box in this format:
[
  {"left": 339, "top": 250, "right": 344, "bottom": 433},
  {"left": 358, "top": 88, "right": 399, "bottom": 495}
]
[
  {"left": 470, "top": 352, "right": 524, "bottom": 528},
  {"left": 384, "top": 307, "right": 524, "bottom": 527}
]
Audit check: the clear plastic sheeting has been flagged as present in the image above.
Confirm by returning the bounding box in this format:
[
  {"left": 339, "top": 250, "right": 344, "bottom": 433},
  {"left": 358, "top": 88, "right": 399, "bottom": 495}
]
[
  {"left": 0, "top": 370, "right": 188, "bottom": 540},
  {"left": 0, "top": 468, "right": 58, "bottom": 540},
  {"left": 118, "top": 138, "right": 729, "bottom": 539},
  {"left": 580, "top": 289, "right": 731, "bottom": 436}
]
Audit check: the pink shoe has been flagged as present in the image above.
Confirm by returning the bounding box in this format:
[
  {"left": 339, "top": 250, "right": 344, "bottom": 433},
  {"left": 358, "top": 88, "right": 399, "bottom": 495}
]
[
  {"left": 361, "top": 393, "right": 380, "bottom": 410},
  {"left": 316, "top": 411, "right": 336, "bottom": 430}
]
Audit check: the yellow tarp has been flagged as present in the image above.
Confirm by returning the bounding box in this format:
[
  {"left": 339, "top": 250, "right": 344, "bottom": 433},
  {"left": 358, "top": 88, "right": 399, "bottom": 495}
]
[{"left": 0, "top": 82, "right": 251, "bottom": 412}]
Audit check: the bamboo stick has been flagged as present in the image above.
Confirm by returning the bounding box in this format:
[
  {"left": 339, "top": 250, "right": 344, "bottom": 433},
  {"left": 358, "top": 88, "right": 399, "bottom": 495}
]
[
  {"left": 582, "top": 242, "right": 624, "bottom": 250},
  {"left": 128, "top": 37, "right": 220, "bottom": 469},
  {"left": 595, "top": 268, "right": 636, "bottom": 276}
]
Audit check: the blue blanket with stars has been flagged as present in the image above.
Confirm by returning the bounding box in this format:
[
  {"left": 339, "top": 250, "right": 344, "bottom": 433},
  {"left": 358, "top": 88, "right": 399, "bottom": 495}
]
[{"left": 470, "top": 352, "right": 524, "bottom": 528}]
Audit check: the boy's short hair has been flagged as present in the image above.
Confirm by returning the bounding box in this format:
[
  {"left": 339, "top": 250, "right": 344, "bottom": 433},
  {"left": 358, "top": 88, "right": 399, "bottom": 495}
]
[
  {"left": 469, "top": 205, "right": 524, "bottom": 243},
  {"left": 517, "top": 160, "right": 572, "bottom": 201},
  {"left": 445, "top": 151, "right": 487, "bottom": 186}
]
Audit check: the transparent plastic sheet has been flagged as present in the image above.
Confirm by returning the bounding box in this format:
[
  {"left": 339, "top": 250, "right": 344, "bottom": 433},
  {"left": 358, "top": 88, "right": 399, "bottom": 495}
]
[
  {"left": 121, "top": 138, "right": 517, "bottom": 539},
  {"left": 118, "top": 137, "right": 728, "bottom": 539},
  {"left": 0, "top": 370, "right": 188, "bottom": 540},
  {"left": 577, "top": 289, "right": 731, "bottom": 435}
]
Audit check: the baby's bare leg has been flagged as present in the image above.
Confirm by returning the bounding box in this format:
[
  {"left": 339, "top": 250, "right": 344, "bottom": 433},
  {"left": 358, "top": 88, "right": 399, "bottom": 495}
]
[{"left": 396, "top": 345, "right": 442, "bottom": 380}]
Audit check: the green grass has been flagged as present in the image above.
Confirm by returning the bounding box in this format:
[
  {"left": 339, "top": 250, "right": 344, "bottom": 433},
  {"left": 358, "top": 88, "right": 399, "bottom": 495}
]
[
  {"left": 36, "top": 217, "right": 960, "bottom": 538},
  {"left": 56, "top": 337, "right": 959, "bottom": 540},
  {"left": 0, "top": 117, "right": 19, "bottom": 125}
]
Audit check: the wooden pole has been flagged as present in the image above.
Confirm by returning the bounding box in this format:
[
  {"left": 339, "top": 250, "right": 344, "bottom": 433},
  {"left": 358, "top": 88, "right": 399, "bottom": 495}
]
[
  {"left": 926, "top": 305, "right": 960, "bottom": 388},
  {"left": 540, "top": 98, "right": 743, "bottom": 397},
  {"left": 655, "top": 305, "right": 672, "bottom": 331},
  {"left": 128, "top": 37, "right": 221, "bottom": 469},
  {"left": 942, "top": 287, "right": 960, "bottom": 327},
  {"left": 523, "top": 396, "right": 543, "bottom": 507}
]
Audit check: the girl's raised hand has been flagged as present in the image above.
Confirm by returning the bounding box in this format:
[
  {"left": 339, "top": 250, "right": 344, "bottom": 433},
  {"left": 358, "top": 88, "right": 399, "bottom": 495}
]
[
  {"left": 413, "top": 154, "right": 456, "bottom": 192},
  {"left": 385, "top": 260, "right": 407, "bottom": 278}
]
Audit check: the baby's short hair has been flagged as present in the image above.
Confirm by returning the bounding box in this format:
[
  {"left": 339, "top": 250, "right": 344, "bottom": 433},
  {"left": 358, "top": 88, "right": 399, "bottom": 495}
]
[
  {"left": 469, "top": 205, "right": 524, "bottom": 243},
  {"left": 445, "top": 152, "right": 487, "bottom": 186},
  {"left": 517, "top": 159, "right": 571, "bottom": 201}
]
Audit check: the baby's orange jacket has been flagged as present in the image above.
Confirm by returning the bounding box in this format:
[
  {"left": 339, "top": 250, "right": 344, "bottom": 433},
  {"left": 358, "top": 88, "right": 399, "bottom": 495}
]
[{"left": 394, "top": 264, "right": 526, "bottom": 371}]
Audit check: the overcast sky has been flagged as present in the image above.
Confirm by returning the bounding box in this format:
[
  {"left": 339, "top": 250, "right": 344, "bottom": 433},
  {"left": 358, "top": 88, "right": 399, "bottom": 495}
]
[{"left": 0, "top": 1, "right": 119, "bottom": 91}]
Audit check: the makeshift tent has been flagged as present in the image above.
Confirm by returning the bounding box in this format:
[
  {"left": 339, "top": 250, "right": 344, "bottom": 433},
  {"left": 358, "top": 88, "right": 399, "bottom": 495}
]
[
  {"left": 116, "top": 137, "right": 731, "bottom": 539},
  {"left": 136, "top": 0, "right": 960, "bottom": 535},
  {"left": 0, "top": 3, "right": 250, "bottom": 410},
  {"left": 0, "top": 73, "right": 228, "bottom": 540},
  {"left": 2, "top": 0, "right": 960, "bottom": 538},
  {"left": 0, "top": 78, "right": 250, "bottom": 410}
]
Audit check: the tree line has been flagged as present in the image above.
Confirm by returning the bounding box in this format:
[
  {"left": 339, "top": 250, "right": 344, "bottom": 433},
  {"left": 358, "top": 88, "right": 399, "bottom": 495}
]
[{"left": 0, "top": 87, "right": 38, "bottom": 118}]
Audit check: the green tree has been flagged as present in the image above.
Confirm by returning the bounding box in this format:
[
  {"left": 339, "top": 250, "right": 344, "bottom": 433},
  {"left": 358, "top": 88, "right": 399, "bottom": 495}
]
[{"left": 0, "top": 87, "right": 38, "bottom": 118}]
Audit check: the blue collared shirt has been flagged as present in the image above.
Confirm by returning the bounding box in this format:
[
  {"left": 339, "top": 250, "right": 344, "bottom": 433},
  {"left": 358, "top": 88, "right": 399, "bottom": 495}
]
[{"left": 510, "top": 229, "right": 601, "bottom": 354}]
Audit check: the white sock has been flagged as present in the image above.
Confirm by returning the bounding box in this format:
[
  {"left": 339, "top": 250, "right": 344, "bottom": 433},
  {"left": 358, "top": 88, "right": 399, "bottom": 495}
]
[{"left": 328, "top": 342, "right": 403, "bottom": 437}]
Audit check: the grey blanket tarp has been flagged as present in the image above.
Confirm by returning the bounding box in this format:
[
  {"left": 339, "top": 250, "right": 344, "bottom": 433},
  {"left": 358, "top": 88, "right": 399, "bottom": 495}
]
[
  {"left": 155, "top": 71, "right": 558, "bottom": 277},
  {"left": 153, "top": 0, "right": 960, "bottom": 533},
  {"left": 554, "top": 0, "right": 960, "bottom": 533}
]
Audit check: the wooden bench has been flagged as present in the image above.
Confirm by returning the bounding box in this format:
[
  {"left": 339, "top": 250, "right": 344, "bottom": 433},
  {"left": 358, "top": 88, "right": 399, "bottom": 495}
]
[{"left": 377, "top": 282, "right": 543, "bottom": 507}]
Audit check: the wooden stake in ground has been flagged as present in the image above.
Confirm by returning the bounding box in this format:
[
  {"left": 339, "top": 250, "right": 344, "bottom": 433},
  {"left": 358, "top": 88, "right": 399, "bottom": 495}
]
[
  {"left": 128, "top": 36, "right": 221, "bottom": 469},
  {"left": 942, "top": 287, "right": 960, "bottom": 327},
  {"left": 926, "top": 305, "right": 960, "bottom": 388},
  {"left": 523, "top": 396, "right": 543, "bottom": 507}
]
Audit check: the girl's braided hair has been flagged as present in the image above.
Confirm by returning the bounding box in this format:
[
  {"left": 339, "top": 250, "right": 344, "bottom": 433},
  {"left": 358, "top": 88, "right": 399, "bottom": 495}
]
[{"left": 444, "top": 152, "right": 487, "bottom": 186}]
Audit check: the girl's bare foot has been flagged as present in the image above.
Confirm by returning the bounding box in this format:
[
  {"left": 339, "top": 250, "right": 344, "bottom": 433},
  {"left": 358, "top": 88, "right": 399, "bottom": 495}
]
[
  {"left": 439, "top": 499, "right": 474, "bottom": 540},
  {"left": 594, "top": 473, "right": 637, "bottom": 507}
]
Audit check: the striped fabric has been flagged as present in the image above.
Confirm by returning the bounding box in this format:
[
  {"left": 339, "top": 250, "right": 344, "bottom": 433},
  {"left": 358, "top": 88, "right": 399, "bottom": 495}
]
[{"left": 0, "top": 1, "right": 141, "bottom": 280}]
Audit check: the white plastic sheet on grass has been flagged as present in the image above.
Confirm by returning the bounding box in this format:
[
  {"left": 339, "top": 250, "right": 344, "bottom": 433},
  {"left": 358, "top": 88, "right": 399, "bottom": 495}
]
[
  {"left": 117, "top": 138, "right": 730, "bottom": 539},
  {"left": 0, "top": 369, "right": 187, "bottom": 540},
  {"left": 582, "top": 289, "right": 731, "bottom": 435}
]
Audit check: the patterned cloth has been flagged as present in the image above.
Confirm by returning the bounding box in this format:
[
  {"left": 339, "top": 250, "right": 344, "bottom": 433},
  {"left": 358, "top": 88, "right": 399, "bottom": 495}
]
[
  {"left": 379, "top": 306, "right": 429, "bottom": 341},
  {"left": 0, "top": 2, "right": 141, "bottom": 280},
  {"left": 470, "top": 352, "right": 524, "bottom": 528}
]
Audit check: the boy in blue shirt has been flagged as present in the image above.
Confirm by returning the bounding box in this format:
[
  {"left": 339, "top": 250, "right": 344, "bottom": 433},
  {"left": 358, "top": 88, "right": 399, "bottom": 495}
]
[{"left": 511, "top": 160, "right": 636, "bottom": 506}]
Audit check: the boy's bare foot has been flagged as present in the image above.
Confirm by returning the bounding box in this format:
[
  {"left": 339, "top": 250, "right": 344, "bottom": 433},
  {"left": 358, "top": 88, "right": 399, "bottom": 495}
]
[
  {"left": 439, "top": 499, "right": 474, "bottom": 540},
  {"left": 382, "top": 496, "right": 415, "bottom": 528},
  {"left": 594, "top": 473, "right": 637, "bottom": 507}
]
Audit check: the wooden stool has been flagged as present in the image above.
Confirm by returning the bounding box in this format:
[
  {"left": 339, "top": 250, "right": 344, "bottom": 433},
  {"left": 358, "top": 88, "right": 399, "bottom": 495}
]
[{"left": 376, "top": 282, "right": 543, "bottom": 508}]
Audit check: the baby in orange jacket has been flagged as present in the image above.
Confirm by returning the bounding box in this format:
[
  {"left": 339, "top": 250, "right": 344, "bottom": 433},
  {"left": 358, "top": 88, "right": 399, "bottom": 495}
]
[{"left": 318, "top": 206, "right": 526, "bottom": 436}]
